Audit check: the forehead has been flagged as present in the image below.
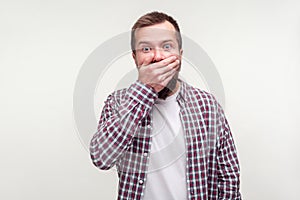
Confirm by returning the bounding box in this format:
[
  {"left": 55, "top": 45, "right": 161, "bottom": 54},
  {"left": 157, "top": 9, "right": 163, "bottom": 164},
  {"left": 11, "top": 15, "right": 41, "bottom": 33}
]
[{"left": 135, "top": 21, "right": 177, "bottom": 44}]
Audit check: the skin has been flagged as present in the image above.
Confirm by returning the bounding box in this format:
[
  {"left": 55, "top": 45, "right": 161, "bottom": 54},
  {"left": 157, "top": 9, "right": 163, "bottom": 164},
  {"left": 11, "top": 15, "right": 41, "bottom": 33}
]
[{"left": 132, "top": 21, "right": 183, "bottom": 96}]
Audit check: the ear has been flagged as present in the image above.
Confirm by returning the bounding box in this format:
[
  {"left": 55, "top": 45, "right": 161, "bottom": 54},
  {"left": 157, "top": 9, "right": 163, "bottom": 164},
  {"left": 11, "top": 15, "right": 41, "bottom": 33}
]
[
  {"left": 178, "top": 49, "right": 183, "bottom": 72},
  {"left": 132, "top": 52, "right": 138, "bottom": 66}
]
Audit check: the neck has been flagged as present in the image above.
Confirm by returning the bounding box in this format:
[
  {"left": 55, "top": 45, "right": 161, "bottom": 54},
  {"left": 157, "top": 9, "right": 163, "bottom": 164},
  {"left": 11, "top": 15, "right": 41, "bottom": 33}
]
[
  {"left": 158, "top": 75, "right": 179, "bottom": 99},
  {"left": 167, "top": 81, "right": 180, "bottom": 96}
]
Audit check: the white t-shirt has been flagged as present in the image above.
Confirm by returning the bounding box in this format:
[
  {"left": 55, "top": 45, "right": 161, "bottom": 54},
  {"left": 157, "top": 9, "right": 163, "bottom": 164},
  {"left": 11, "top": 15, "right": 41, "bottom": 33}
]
[{"left": 143, "top": 88, "right": 187, "bottom": 200}]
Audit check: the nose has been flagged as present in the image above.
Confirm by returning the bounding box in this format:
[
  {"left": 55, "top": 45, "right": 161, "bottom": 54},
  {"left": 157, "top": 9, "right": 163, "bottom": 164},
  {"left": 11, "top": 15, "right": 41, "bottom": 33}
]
[{"left": 153, "top": 48, "right": 165, "bottom": 62}]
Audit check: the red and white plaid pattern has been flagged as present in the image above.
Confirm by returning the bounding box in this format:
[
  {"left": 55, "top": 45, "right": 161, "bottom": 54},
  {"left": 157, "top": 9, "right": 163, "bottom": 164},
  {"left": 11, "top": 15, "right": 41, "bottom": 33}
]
[{"left": 90, "top": 80, "right": 241, "bottom": 200}]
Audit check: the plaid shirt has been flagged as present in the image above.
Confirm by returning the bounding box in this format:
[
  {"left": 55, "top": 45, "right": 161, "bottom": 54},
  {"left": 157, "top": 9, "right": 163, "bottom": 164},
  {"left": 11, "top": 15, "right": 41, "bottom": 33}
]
[{"left": 90, "top": 80, "right": 241, "bottom": 200}]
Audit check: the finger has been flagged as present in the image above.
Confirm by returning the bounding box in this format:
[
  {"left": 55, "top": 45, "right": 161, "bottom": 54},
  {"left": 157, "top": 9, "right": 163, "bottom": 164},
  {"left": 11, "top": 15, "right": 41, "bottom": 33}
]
[
  {"left": 156, "top": 65, "right": 178, "bottom": 85},
  {"left": 157, "top": 59, "right": 180, "bottom": 74},
  {"left": 155, "top": 55, "right": 177, "bottom": 68},
  {"left": 160, "top": 69, "right": 177, "bottom": 87},
  {"left": 152, "top": 60, "right": 179, "bottom": 82},
  {"left": 164, "top": 67, "right": 178, "bottom": 80}
]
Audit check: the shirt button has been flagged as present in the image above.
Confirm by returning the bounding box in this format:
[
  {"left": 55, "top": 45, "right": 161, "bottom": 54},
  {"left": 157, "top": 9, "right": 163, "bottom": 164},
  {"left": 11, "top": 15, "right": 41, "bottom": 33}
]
[
  {"left": 147, "top": 125, "right": 151, "bottom": 129},
  {"left": 139, "top": 179, "right": 144, "bottom": 184},
  {"left": 143, "top": 152, "right": 148, "bottom": 157}
]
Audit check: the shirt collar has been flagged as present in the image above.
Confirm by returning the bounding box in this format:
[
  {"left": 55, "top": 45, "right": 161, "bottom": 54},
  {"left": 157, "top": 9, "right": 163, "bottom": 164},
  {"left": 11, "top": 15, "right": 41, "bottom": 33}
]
[{"left": 176, "top": 79, "right": 189, "bottom": 103}]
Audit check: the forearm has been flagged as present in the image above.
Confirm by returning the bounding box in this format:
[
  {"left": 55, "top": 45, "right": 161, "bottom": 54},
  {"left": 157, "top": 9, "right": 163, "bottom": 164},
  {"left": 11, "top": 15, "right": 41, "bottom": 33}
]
[
  {"left": 217, "top": 131, "right": 241, "bottom": 199},
  {"left": 90, "top": 81, "right": 157, "bottom": 170},
  {"left": 216, "top": 103, "right": 241, "bottom": 199}
]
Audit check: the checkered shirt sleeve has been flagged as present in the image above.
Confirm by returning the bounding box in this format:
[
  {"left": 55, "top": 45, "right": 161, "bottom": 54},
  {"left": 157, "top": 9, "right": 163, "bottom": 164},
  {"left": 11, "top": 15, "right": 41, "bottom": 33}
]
[
  {"left": 90, "top": 81, "right": 157, "bottom": 170},
  {"left": 216, "top": 101, "right": 241, "bottom": 199}
]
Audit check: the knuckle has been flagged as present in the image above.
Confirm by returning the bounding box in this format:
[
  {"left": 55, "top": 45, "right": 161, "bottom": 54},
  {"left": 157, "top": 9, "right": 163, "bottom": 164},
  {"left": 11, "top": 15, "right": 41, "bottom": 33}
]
[
  {"left": 158, "top": 76, "right": 164, "bottom": 82},
  {"left": 153, "top": 70, "right": 160, "bottom": 76},
  {"left": 161, "top": 60, "right": 168, "bottom": 66},
  {"left": 147, "top": 66, "right": 154, "bottom": 72}
]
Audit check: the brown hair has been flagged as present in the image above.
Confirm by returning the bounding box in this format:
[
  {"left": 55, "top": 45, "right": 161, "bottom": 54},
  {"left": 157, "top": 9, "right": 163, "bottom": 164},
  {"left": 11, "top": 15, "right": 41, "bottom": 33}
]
[{"left": 131, "top": 11, "right": 182, "bottom": 54}]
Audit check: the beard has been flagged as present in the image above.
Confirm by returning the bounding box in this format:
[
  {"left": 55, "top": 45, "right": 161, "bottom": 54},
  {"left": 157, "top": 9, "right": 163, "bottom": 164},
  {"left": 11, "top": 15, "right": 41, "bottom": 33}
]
[{"left": 158, "top": 72, "right": 179, "bottom": 100}]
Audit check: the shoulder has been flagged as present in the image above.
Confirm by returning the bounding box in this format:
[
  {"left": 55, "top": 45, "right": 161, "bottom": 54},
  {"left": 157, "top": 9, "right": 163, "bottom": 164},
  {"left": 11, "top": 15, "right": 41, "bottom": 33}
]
[
  {"left": 181, "top": 81, "right": 219, "bottom": 106},
  {"left": 104, "top": 87, "right": 127, "bottom": 106},
  {"left": 181, "top": 81, "right": 227, "bottom": 124}
]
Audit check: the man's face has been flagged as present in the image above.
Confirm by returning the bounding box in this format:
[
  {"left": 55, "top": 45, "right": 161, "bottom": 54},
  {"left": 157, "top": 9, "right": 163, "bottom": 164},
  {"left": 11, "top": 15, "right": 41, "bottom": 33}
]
[
  {"left": 132, "top": 21, "right": 182, "bottom": 70},
  {"left": 132, "top": 21, "right": 183, "bottom": 99}
]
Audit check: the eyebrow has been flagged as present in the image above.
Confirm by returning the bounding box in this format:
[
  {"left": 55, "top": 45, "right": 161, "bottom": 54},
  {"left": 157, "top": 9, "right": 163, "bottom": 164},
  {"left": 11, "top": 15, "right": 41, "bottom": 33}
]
[{"left": 136, "top": 39, "right": 175, "bottom": 46}]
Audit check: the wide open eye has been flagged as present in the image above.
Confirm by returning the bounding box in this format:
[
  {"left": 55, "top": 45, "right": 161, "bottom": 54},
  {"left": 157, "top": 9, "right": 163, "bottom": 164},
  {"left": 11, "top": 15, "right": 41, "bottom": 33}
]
[
  {"left": 141, "top": 46, "right": 152, "bottom": 53},
  {"left": 163, "top": 43, "right": 172, "bottom": 51}
]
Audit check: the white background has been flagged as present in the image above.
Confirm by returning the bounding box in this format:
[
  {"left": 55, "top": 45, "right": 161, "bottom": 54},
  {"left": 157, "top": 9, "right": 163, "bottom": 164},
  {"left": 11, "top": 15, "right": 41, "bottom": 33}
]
[{"left": 1, "top": 0, "right": 299, "bottom": 199}]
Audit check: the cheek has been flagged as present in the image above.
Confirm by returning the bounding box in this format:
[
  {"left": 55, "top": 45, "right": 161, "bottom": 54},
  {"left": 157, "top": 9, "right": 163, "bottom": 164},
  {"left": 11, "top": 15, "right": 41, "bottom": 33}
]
[
  {"left": 133, "top": 53, "right": 143, "bottom": 66},
  {"left": 136, "top": 56, "right": 145, "bottom": 66},
  {"left": 163, "top": 51, "right": 175, "bottom": 58},
  {"left": 135, "top": 53, "right": 152, "bottom": 66},
  {"left": 168, "top": 49, "right": 181, "bottom": 59}
]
